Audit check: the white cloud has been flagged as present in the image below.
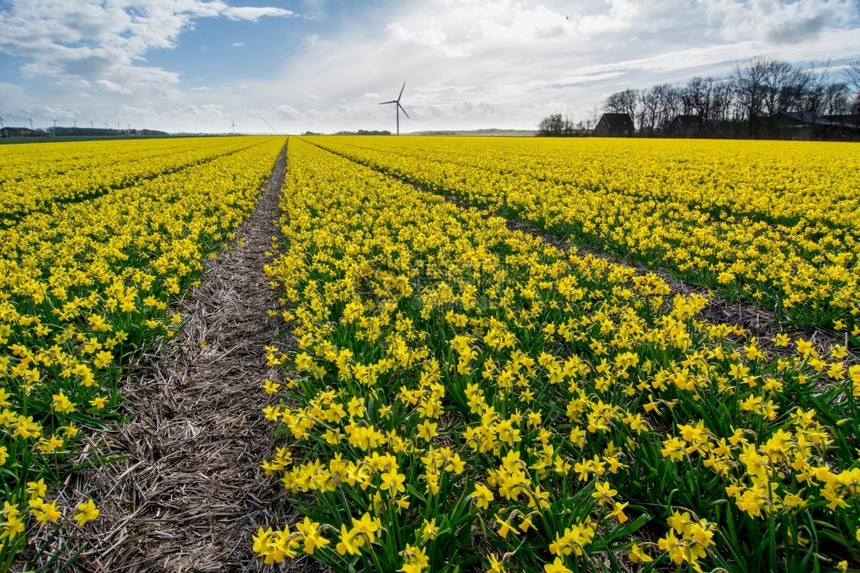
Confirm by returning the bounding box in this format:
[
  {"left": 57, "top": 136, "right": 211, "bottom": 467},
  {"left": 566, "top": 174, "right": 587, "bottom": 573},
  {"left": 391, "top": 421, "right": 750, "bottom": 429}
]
[
  {"left": 698, "top": 0, "right": 858, "bottom": 44},
  {"left": 0, "top": 0, "right": 293, "bottom": 90},
  {"left": 275, "top": 104, "right": 303, "bottom": 120},
  {"left": 233, "top": 42, "right": 245, "bottom": 47},
  {"left": 385, "top": 0, "right": 638, "bottom": 57},
  {"left": 387, "top": 23, "right": 470, "bottom": 58},
  {"left": 222, "top": 6, "right": 294, "bottom": 21},
  {"left": 95, "top": 79, "right": 132, "bottom": 94},
  {"left": 175, "top": 103, "right": 225, "bottom": 119}
]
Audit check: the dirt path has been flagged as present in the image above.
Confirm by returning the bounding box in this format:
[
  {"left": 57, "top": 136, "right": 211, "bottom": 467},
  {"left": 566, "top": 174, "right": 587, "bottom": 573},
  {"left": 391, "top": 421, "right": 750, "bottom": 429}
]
[{"left": 42, "top": 142, "right": 305, "bottom": 572}]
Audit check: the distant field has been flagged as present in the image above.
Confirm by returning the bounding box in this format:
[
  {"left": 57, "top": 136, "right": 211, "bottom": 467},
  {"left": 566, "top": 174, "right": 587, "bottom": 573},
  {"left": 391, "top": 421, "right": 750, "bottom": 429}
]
[{"left": 0, "top": 133, "right": 234, "bottom": 144}]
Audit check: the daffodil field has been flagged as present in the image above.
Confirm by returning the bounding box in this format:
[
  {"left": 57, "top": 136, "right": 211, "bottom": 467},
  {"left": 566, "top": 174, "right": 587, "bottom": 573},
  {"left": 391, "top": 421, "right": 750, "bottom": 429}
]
[
  {"left": 2, "top": 134, "right": 858, "bottom": 572},
  {"left": 0, "top": 137, "right": 270, "bottom": 227},
  {"left": 255, "top": 137, "right": 859, "bottom": 572},
  {"left": 0, "top": 136, "right": 284, "bottom": 567},
  {"left": 304, "top": 137, "right": 860, "bottom": 339}
]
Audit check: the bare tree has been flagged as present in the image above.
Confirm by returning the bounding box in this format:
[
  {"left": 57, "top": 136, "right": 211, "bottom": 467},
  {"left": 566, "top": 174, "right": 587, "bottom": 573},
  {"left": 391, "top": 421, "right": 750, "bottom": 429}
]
[
  {"left": 845, "top": 59, "right": 860, "bottom": 92},
  {"left": 732, "top": 56, "right": 772, "bottom": 136},
  {"left": 637, "top": 88, "right": 659, "bottom": 135},
  {"left": 602, "top": 89, "right": 639, "bottom": 120},
  {"left": 711, "top": 78, "right": 735, "bottom": 135},
  {"left": 537, "top": 113, "right": 577, "bottom": 137},
  {"left": 802, "top": 60, "right": 832, "bottom": 122},
  {"left": 586, "top": 106, "right": 599, "bottom": 131},
  {"left": 823, "top": 82, "right": 851, "bottom": 116},
  {"left": 683, "top": 77, "right": 713, "bottom": 127},
  {"left": 761, "top": 59, "right": 794, "bottom": 118},
  {"left": 777, "top": 69, "right": 808, "bottom": 115},
  {"left": 656, "top": 84, "right": 682, "bottom": 130},
  {"left": 679, "top": 76, "right": 737, "bottom": 136},
  {"left": 844, "top": 59, "right": 860, "bottom": 114}
]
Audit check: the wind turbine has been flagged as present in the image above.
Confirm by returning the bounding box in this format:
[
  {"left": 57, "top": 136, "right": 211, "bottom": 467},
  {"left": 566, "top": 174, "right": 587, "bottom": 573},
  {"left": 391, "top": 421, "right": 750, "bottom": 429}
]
[
  {"left": 379, "top": 82, "right": 409, "bottom": 135},
  {"left": 29, "top": 116, "right": 34, "bottom": 130},
  {"left": 0, "top": 112, "right": 5, "bottom": 136},
  {"left": 231, "top": 119, "right": 237, "bottom": 134}
]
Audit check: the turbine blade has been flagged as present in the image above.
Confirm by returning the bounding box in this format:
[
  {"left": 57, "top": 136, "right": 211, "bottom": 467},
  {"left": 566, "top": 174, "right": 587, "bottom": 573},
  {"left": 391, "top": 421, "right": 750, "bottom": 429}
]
[
  {"left": 397, "top": 82, "right": 405, "bottom": 101},
  {"left": 379, "top": 100, "right": 397, "bottom": 105},
  {"left": 398, "top": 103, "right": 409, "bottom": 119}
]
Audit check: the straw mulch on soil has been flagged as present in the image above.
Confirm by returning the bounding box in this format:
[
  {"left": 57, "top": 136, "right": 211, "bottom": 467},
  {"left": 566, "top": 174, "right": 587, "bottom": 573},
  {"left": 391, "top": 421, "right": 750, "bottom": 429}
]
[{"left": 31, "top": 142, "right": 321, "bottom": 572}]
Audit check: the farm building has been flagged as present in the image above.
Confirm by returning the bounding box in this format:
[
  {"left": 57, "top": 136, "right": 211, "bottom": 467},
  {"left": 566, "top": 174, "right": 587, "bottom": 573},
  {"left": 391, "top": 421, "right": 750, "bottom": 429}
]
[
  {"left": 667, "top": 114, "right": 704, "bottom": 136},
  {"left": 0, "top": 126, "right": 45, "bottom": 137},
  {"left": 594, "top": 113, "right": 634, "bottom": 137},
  {"left": 767, "top": 112, "right": 860, "bottom": 140}
]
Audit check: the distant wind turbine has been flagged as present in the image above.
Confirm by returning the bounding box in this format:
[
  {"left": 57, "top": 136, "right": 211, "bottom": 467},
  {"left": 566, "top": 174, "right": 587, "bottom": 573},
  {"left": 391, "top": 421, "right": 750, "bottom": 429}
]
[
  {"left": 379, "top": 82, "right": 409, "bottom": 135},
  {"left": 28, "top": 116, "right": 34, "bottom": 130},
  {"left": 231, "top": 119, "right": 237, "bottom": 134},
  {"left": 0, "top": 112, "right": 5, "bottom": 136}
]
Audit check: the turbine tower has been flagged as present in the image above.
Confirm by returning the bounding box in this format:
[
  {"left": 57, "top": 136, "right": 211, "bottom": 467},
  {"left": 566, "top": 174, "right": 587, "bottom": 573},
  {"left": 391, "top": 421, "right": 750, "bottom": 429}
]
[{"left": 379, "top": 82, "right": 409, "bottom": 135}]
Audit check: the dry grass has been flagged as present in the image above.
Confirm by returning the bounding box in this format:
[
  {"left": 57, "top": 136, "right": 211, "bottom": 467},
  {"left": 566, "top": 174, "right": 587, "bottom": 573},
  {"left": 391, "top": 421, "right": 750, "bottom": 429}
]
[{"left": 27, "top": 142, "right": 321, "bottom": 572}]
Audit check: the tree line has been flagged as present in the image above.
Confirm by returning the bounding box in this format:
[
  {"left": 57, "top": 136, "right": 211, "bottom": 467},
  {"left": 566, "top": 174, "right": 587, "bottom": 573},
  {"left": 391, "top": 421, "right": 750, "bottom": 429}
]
[
  {"left": 538, "top": 56, "right": 860, "bottom": 139},
  {"left": 536, "top": 113, "right": 593, "bottom": 137}
]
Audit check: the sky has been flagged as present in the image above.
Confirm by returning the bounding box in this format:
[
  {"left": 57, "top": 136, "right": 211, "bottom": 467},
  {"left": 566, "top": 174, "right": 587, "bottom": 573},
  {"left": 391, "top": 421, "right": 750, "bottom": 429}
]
[{"left": 0, "top": 0, "right": 859, "bottom": 134}]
